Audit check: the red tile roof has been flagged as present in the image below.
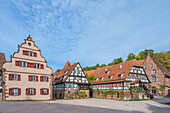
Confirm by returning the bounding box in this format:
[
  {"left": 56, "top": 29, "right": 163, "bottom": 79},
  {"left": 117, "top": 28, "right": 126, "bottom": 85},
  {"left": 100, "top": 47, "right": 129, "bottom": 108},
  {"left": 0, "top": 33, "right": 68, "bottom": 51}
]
[
  {"left": 0, "top": 53, "right": 6, "bottom": 70},
  {"left": 84, "top": 70, "right": 95, "bottom": 75},
  {"left": 92, "top": 59, "right": 144, "bottom": 84}
]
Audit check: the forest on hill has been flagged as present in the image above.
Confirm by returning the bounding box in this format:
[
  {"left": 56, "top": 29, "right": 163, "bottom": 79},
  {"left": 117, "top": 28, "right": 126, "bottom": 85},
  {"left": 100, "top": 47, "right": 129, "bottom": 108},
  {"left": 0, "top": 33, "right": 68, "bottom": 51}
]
[{"left": 82, "top": 49, "right": 170, "bottom": 72}]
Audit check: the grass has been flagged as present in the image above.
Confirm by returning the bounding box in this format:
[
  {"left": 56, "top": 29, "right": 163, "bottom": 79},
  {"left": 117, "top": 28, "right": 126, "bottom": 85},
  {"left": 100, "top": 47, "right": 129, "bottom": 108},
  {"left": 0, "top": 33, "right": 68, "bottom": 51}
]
[{"left": 128, "top": 98, "right": 151, "bottom": 101}]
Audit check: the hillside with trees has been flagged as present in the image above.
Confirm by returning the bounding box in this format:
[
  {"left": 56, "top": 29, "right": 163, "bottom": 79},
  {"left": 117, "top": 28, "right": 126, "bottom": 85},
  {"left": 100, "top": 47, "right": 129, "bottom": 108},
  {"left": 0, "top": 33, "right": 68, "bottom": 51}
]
[{"left": 82, "top": 49, "right": 170, "bottom": 72}]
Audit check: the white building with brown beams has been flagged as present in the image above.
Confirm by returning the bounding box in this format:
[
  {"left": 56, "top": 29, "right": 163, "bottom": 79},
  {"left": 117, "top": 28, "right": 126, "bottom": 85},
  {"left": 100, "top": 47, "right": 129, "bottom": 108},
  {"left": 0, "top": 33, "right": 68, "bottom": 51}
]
[
  {"left": 53, "top": 61, "right": 90, "bottom": 99},
  {"left": 2, "top": 35, "right": 53, "bottom": 100}
]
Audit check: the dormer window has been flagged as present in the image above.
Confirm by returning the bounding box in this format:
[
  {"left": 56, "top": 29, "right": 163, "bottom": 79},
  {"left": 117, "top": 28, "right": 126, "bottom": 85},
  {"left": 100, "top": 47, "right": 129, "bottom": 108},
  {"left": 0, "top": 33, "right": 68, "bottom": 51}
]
[
  {"left": 118, "top": 74, "right": 123, "bottom": 79},
  {"left": 151, "top": 64, "right": 153, "bottom": 69},
  {"left": 106, "top": 71, "right": 110, "bottom": 75},
  {"left": 109, "top": 75, "right": 113, "bottom": 80},
  {"left": 153, "top": 70, "right": 156, "bottom": 74},
  {"left": 120, "top": 65, "right": 122, "bottom": 69},
  {"left": 145, "top": 65, "right": 146, "bottom": 69},
  {"left": 28, "top": 42, "right": 31, "bottom": 46},
  {"left": 95, "top": 78, "right": 98, "bottom": 81},
  {"left": 100, "top": 77, "right": 104, "bottom": 81},
  {"left": 65, "top": 71, "right": 68, "bottom": 74},
  {"left": 59, "top": 77, "right": 62, "bottom": 81}
]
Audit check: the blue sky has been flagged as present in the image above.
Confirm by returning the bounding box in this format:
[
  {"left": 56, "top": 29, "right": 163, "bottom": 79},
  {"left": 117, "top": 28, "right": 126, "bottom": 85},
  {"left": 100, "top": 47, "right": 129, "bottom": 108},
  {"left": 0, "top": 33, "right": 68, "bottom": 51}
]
[{"left": 0, "top": 0, "right": 170, "bottom": 72}]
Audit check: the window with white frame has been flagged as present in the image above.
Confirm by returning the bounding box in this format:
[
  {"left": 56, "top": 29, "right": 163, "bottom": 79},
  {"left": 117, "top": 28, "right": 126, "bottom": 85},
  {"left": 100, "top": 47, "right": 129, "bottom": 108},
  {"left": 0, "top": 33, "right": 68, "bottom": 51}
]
[
  {"left": 31, "top": 75, "right": 36, "bottom": 81},
  {"left": 12, "top": 74, "right": 18, "bottom": 80},
  {"left": 42, "top": 76, "right": 46, "bottom": 82},
  {"left": 42, "top": 89, "right": 47, "bottom": 94},
  {"left": 12, "top": 89, "right": 18, "bottom": 95},
  {"left": 120, "top": 65, "right": 122, "bottom": 69},
  {"left": 28, "top": 89, "right": 34, "bottom": 95},
  {"left": 109, "top": 75, "right": 113, "bottom": 80},
  {"left": 23, "top": 62, "right": 26, "bottom": 67},
  {"left": 95, "top": 78, "right": 98, "bottom": 81},
  {"left": 19, "top": 61, "right": 22, "bottom": 66}
]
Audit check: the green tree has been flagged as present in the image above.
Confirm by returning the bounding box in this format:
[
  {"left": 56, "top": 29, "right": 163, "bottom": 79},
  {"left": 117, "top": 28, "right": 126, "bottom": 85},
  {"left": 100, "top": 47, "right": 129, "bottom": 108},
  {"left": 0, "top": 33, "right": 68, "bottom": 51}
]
[
  {"left": 138, "top": 49, "right": 154, "bottom": 59},
  {"left": 103, "top": 91, "right": 108, "bottom": 99},
  {"left": 55, "top": 69, "right": 61, "bottom": 73},
  {"left": 108, "top": 57, "right": 123, "bottom": 66},
  {"left": 126, "top": 53, "right": 136, "bottom": 61},
  {"left": 86, "top": 74, "right": 95, "bottom": 83},
  {"left": 136, "top": 55, "right": 141, "bottom": 60}
]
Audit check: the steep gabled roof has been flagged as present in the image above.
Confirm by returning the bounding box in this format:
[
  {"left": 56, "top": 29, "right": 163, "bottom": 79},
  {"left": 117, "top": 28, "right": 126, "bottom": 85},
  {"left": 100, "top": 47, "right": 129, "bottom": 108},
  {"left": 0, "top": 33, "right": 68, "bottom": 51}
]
[
  {"left": 92, "top": 59, "right": 144, "bottom": 84},
  {"left": 0, "top": 53, "right": 6, "bottom": 70},
  {"left": 53, "top": 62, "right": 79, "bottom": 83},
  {"left": 151, "top": 57, "right": 170, "bottom": 76}
]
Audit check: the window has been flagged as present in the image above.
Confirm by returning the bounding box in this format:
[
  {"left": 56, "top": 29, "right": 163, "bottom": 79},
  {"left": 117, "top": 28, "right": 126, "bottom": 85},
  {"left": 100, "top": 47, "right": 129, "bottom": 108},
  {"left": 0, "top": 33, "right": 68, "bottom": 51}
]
[
  {"left": 139, "top": 75, "right": 142, "bottom": 79},
  {"left": 34, "top": 64, "right": 36, "bottom": 68},
  {"left": 26, "top": 51, "right": 29, "bottom": 56},
  {"left": 37, "top": 64, "right": 40, "bottom": 69},
  {"left": 152, "top": 76, "right": 156, "bottom": 82},
  {"left": 12, "top": 89, "right": 18, "bottom": 95},
  {"left": 100, "top": 77, "right": 104, "bottom": 81},
  {"left": 77, "top": 67, "right": 79, "bottom": 70},
  {"left": 151, "top": 64, "right": 153, "bottom": 69},
  {"left": 30, "top": 52, "right": 33, "bottom": 56},
  {"left": 28, "top": 43, "right": 31, "bottom": 46},
  {"left": 42, "top": 89, "right": 47, "bottom": 94},
  {"left": 74, "top": 77, "right": 76, "bottom": 80},
  {"left": 106, "top": 71, "right": 110, "bottom": 75},
  {"left": 74, "top": 70, "right": 76, "bottom": 73},
  {"left": 118, "top": 75, "right": 121, "bottom": 79},
  {"left": 153, "top": 70, "right": 156, "bottom": 74},
  {"left": 12, "top": 75, "right": 18, "bottom": 80},
  {"left": 42, "top": 76, "right": 47, "bottom": 82},
  {"left": 19, "top": 61, "right": 22, "bottom": 66},
  {"left": 132, "top": 75, "right": 135, "bottom": 79},
  {"left": 109, "top": 75, "right": 113, "bottom": 80},
  {"left": 23, "top": 62, "right": 26, "bottom": 67},
  {"left": 31, "top": 76, "right": 36, "bottom": 81},
  {"left": 95, "top": 78, "right": 98, "bottom": 81},
  {"left": 78, "top": 71, "right": 80, "bottom": 74},
  {"left": 28, "top": 89, "right": 34, "bottom": 95},
  {"left": 145, "top": 65, "right": 146, "bottom": 69},
  {"left": 79, "top": 77, "right": 82, "bottom": 80},
  {"left": 120, "top": 65, "right": 122, "bottom": 69}
]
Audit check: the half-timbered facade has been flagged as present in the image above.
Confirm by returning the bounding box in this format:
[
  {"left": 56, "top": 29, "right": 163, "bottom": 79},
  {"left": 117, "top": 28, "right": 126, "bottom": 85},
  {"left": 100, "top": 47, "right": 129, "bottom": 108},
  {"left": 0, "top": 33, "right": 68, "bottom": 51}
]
[
  {"left": 92, "top": 59, "right": 150, "bottom": 100},
  {"left": 2, "top": 35, "right": 53, "bottom": 100},
  {"left": 53, "top": 61, "right": 90, "bottom": 99}
]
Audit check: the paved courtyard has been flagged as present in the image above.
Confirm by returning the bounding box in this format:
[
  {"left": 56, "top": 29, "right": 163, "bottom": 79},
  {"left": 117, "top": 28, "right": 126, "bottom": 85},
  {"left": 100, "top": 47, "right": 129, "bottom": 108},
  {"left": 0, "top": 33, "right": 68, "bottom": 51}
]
[{"left": 0, "top": 98, "right": 170, "bottom": 113}]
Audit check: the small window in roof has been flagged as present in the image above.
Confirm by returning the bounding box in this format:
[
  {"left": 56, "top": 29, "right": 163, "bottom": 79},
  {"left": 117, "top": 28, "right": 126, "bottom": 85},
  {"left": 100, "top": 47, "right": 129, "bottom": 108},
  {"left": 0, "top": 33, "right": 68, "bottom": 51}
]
[
  {"left": 100, "top": 77, "right": 104, "bottom": 81},
  {"left": 109, "top": 75, "right": 113, "bottom": 80},
  {"left": 120, "top": 65, "right": 122, "bottom": 69},
  {"left": 28, "top": 42, "right": 31, "bottom": 46},
  {"left": 106, "top": 71, "right": 110, "bottom": 75},
  {"left": 95, "top": 78, "right": 98, "bottom": 81},
  {"left": 151, "top": 64, "right": 153, "bottom": 69}
]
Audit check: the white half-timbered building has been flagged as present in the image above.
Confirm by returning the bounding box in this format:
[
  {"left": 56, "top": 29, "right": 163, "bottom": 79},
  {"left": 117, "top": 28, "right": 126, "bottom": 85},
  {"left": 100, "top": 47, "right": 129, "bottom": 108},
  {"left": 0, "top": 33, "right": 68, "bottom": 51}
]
[
  {"left": 92, "top": 59, "right": 151, "bottom": 100},
  {"left": 53, "top": 61, "right": 89, "bottom": 99}
]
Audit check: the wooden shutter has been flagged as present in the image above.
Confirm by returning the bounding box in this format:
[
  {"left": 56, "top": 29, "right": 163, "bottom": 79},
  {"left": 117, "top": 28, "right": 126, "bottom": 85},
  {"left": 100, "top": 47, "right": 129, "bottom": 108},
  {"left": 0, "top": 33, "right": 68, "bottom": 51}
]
[
  {"left": 126, "top": 83, "right": 128, "bottom": 87},
  {"left": 33, "top": 52, "right": 37, "bottom": 57},
  {"left": 119, "top": 83, "right": 121, "bottom": 87},
  {"left": 40, "top": 76, "right": 42, "bottom": 82},
  {"left": 40, "top": 89, "right": 42, "bottom": 95},
  {"left": 40, "top": 64, "right": 44, "bottom": 69},
  {"left": 23, "top": 50, "right": 26, "bottom": 55},
  {"left": 9, "top": 88, "right": 12, "bottom": 95},
  {"left": 47, "top": 89, "right": 49, "bottom": 95},
  {"left": 36, "top": 76, "right": 38, "bottom": 82},
  {"left": 28, "top": 75, "right": 31, "bottom": 81},
  {"left": 46, "top": 77, "right": 49, "bottom": 82},
  {"left": 26, "top": 89, "right": 29, "bottom": 95},
  {"left": 15, "top": 61, "right": 19, "bottom": 66},
  {"left": 139, "top": 68, "right": 140, "bottom": 71},
  {"left": 134, "top": 67, "right": 136, "bottom": 70},
  {"left": 34, "top": 89, "right": 36, "bottom": 95},
  {"left": 27, "top": 62, "right": 30, "bottom": 67},
  {"left": 142, "top": 75, "right": 144, "bottom": 79},
  {"left": 18, "top": 75, "right": 21, "bottom": 81},
  {"left": 9, "top": 74, "right": 12, "bottom": 80},
  {"left": 31, "top": 63, "right": 34, "bottom": 68},
  {"left": 130, "top": 74, "right": 132, "bottom": 78},
  {"left": 18, "top": 88, "right": 21, "bottom": 95}
]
